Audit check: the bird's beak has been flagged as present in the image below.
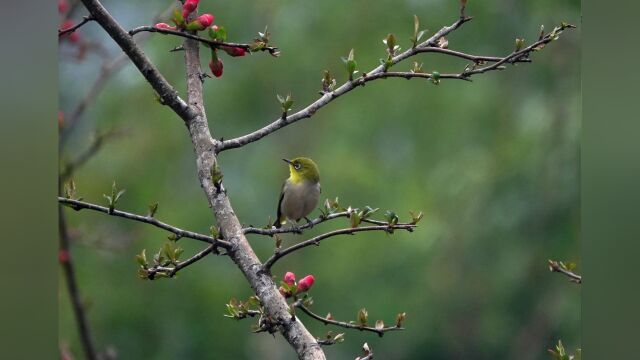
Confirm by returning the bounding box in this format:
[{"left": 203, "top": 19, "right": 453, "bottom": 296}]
[{"left": 282, "top": 158, "right": 293, "bottom": 165}]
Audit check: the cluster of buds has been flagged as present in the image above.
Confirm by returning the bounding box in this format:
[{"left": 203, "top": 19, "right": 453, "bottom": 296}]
[
  {"left": 156, "top": 0, "right": 214, "bottom": 32},
  {"left": 278, "top": 272, "right": 315, "bottom": 298},
  {"left": 58, "top": 0, "right": 80, "bottom": 43},
  {"left": 154, "top": 1, "right": 246, "bottom": 78}
]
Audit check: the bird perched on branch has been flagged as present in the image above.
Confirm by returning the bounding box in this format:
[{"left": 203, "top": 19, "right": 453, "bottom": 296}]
[{"left": 273, "top": 157, "right": 321, "bottom": 229}]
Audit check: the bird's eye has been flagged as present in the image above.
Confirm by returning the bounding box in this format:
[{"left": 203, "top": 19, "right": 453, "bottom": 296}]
[{"left": 294, "top": 163, "right": 301, "bottom": 170}]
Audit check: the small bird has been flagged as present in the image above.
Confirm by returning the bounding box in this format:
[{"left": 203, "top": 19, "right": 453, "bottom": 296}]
[{"left": 273, "top": 157, "right": 321, "bottom": 229}]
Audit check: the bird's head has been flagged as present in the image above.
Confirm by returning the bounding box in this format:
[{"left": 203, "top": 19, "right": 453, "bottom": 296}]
[{"left": 283, "top": 157, "right": 320, "bottom": 183}]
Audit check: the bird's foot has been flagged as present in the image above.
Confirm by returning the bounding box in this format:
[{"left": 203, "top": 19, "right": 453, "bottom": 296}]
[{"left": 304, "top": 216, "right": 314, "bottom": 229}]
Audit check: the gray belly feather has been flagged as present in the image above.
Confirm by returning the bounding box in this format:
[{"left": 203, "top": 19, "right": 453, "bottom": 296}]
[{"left": 281, "top": 180, "right": 321, "bottom": 222}]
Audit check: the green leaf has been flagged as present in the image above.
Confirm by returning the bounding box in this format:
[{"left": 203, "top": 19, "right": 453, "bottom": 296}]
[
  {"left": 247, "top": 295, "right": 260, "bottom": 307},
  {"left": 208, "top": 25, "right": 228, "bottom": 41},
  {"left": 135, "top": 249, "right": 147, "bottom": 267},
  {"left": 409, "top": 210, "right": 424, "bottom": 225},
  {"left": 515, "top": 38, "right": 525, "bottom": 51},
  {"left": 357, "top": 308, "right": 368, "bottom": 326},
  {"left": 383, "top": 33, "right": 396, "bottom": 53},
  {"left": 349, "top": 211, "right": 361, "bottom": 228},
  {"left": 171, "top": 8, "right": 184, "bottom": 27},
  {"left": 210, "top": 162, "right": 223, "bottom": 184},
  {"left": 174, "top": 247, "right": 184, "bottom": 260},
  {"left": 385, "top": 210, "right": 399, "bottom": 225},
  {"left": 163, "top": 242, "right": 175, "bottom": 262},
  {"left": 210, "top": 226, "right": 219, "bottom": 239},
  {"left": 148, "top": 202, "right": 159, "bottom": 217}
]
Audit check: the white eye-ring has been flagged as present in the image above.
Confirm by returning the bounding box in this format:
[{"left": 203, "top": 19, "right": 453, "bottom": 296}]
[{"left": 294, "top": 163, "right": 301, "bottom": 170}]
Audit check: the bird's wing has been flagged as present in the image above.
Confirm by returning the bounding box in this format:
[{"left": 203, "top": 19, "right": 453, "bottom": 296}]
[{"left": 273, "top": 182, "right": 286, "bottom": 228}]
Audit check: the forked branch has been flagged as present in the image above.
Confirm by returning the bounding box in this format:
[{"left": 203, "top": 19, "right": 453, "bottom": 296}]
[
  {"left": 263, "top": 224, "right": 416, "bottom": 270},
  {"left": 128, "top": 26, "right": 279, "bottom": 56},
  {"left": 296, "top": 302, "right": 404, "bottom": 337},
  {"left": 217, "top": 18, "right": 574, "bottom": 152}
]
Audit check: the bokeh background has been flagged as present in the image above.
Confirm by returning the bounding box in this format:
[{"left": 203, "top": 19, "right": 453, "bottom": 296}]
[{"left": 59, "top": 0, "right": 580, "bottom": 359}]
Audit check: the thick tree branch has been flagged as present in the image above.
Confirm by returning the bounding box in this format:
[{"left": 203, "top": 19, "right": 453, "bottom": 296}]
[
  {"left": 263, "top": 224, "right": 416, "bottom": 270},
  {"left": 175, "top": 5, "right": 327, "bottom": 359},
  {"left": 79, "top": 0, "right": 196, "bottom": 123},
  {"left": 59, "top": 206, "right": 98, "bottom": 360},
  {"left": 295, "top": 302, "right": 404, "bottom": 337},
  {"left": 59, "top": 15, "right": 95, "bottom": 37},
  {"left": 58, "top": 197, "right": 229, "bottom": 248},
  {"left": 548, "top": 260, "right": 582, "bottom": 284},
  {"left": 128, "top": 26, "right": 279, "bottom": 56}
]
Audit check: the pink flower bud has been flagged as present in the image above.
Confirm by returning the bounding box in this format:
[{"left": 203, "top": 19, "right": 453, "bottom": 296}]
[
  {"left": 209, "top": 58, "right": 223, "bottom": 77},
  {"left": 154, "top": 23, "right": 177, "bottom": 31},
  {"left": 222, "top": 46, "right": 247, "bottom": 57},
  {"left": 284, "top": 272, "right": 296, "bottom": 286},
  {"left": 58, "top": 0, "right": 68, "bottom": 13},
  {"left": 279, "top": 286, "right": 292, "bottom": 298},
  {"left": 182, "top": 0, "right": 199, "bottom": 16},
  {"left": 196, "top": 14, "right": 214, "bottom": 29},
  {"left": 296, "top": 275, "right": 315, "bottom": 293},
  {"left": 211, "top": 25, "right": 219, "bottom": 32}
]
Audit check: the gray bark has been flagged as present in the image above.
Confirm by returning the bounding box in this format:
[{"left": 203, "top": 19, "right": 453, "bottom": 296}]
[{"left": 79, "top": 0, "right": 325, "bottom": 358}]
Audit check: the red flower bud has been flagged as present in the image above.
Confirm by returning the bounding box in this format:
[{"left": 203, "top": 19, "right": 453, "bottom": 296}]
[
  {"left": 279, "top": 286, "right": 292, "bottom": 298},
  {"left": 296, "top": 275, "right": 315, "bottom": 293},
  {"left": 222, "top": 46, "right": 247, "bottom": 57},
  {"left": 58, "top": 0, "right": 68, "bottom": 13},
  {"left": 58, "top": 249, "right": 70, "bottom": 263},
  {"left": 196, "top": 14, "right": 214, "bottom": 28},
  {"left": 154, "top": 23, "right": 177, "bottom": 31},
  {"left": 60, "top": 20, "right": 80, "bottom": 43},
  {"left": 209, "top": 58, "right": 223, "bottom": 77},
  {"left": 284, "top": 272, "right": 296, "bottom": 286},
  {"left": 182, "top": 0, "right": 199, "bottom": 19}
]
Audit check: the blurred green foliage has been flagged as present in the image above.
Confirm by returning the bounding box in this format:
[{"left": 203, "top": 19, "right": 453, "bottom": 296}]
[{"left": 59, "top": 0, "right": 580, "bottom": 358}]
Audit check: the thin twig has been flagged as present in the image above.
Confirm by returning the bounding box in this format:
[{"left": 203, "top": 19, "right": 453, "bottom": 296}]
[
  {"left": 59, "top": 15, "right": 95, "bottom": 37},
  {"left": 296, "top": 303, "right": 404, "bottom": 337},
  {"left": 548, "top": 260, "right": 582, "bottom": 284},
  {"left": 145, "top": 244, "right": 216, "bottom": 279},
  {"left": 58, "top": 197, "right": 230, "bottom": 248},
  {"left": 244, "top": 210, "right": 415, "bottom": 236},
  {"left": 414, "top": 47, "right": 531, "bottom": 64},
  {"left": 128, "top": 26, "right": 279, "bottom": 56},
  {"left": 263, "top": 224, "right": 415, "bottom": 270}
]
